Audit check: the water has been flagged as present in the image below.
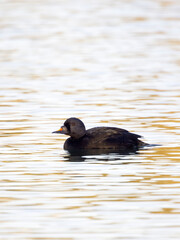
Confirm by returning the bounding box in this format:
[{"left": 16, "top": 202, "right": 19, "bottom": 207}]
[{"left": 0, "top": 0, "right": 180, "bottom": 239}]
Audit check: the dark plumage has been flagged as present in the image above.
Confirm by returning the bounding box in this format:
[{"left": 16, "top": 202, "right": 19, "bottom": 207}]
[{"left": 52, "top": 117, "right": 147, "bottom": 152}]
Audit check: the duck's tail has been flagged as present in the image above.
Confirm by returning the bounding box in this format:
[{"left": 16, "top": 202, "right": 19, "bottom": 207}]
[
  {"left": 138, "top": 139, "right": 150, "bottom": 148},
  {"left": 138, "top": 140, "right": 161, "bottom": 148}
]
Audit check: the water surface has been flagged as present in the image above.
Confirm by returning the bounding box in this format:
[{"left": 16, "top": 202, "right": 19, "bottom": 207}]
[{"left": 0, "top": 0, "right": 180, "bottom": 239}]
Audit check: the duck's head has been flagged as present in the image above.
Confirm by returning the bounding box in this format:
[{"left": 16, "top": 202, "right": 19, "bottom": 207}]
[{"left": 52, "top": 117, "right": 86, "bottom": 139}]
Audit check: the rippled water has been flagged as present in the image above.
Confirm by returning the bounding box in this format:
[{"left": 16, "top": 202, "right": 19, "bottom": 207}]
[{"left": 0, "top": 0, "right": 180, "bottom": 239}]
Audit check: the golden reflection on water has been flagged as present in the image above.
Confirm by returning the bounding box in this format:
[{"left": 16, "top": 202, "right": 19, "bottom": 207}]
[{"left": 0, "top": 0, "right": 180, "bottom": 239}]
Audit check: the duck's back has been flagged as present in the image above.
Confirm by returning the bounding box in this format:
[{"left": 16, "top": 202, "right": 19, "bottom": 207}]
[{"left": 64, "top": 127, "right": 143, "bottom": 150}]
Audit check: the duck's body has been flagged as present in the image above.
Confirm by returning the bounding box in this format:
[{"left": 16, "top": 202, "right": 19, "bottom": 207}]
[{"left": 53, "top": 118, "right": 147, "bottom": 151}]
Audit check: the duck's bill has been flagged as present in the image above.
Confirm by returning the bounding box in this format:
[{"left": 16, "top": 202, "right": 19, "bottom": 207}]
[
  {"left": 52, "top": 127, "right": 63, "bottom": 134},
  {"left": 52, "top": 126, "right": 68, "bottom": 134}
]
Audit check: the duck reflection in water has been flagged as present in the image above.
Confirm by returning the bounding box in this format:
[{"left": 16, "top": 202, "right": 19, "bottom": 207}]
[
  {"left": 63, "top": 148, "right": 140, "bottom": 162},
  {"left": 53, "top": 117, "right": 149, "bottom": 160}
]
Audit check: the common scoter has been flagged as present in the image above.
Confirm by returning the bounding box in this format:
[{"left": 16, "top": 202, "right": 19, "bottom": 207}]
[{"left": 52, "top": 117, "right": 147, "bottom": 151}]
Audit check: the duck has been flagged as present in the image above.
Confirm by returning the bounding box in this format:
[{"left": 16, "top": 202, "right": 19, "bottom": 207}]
[{"left": 52, "top": 117, "right": 147, "bottom": 152}]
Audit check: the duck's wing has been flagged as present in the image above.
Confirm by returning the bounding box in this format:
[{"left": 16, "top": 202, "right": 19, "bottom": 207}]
[
  {"left": 86, "top": 127, "right": 142, "bottom": 149},
  {"left": 87, "top": 127, "right": 141, "bottom": 138}
]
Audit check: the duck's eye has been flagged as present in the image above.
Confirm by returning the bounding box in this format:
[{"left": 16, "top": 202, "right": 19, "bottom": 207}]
[{"left": 65, "top": 122, "right": 70, "bottom": 132}]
